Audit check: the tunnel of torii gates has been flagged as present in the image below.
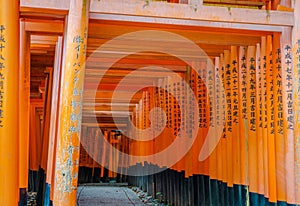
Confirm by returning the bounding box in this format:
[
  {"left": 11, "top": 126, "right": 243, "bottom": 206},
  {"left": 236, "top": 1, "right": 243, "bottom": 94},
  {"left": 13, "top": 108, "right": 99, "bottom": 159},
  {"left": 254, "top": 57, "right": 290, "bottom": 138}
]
[{"left": 1, "top": 0, "right": 300, "bottom": 205}]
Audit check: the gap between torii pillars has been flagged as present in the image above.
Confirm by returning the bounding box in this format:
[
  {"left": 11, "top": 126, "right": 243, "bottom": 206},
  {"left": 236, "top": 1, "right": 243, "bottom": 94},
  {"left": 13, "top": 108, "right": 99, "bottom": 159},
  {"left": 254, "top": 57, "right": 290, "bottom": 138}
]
[
  {"left": 53, "top": 0, "right": 90, "bottom": 205},
  {"left": 0, "top": 0, "right": 20, "bottom": 205}
]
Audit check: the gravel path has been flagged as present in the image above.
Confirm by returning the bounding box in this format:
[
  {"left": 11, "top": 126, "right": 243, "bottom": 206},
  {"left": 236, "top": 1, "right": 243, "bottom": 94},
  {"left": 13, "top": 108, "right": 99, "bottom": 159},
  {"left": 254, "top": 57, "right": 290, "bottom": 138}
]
[{"left": 77, "top": 186, "right": 146, "bottom": 206}]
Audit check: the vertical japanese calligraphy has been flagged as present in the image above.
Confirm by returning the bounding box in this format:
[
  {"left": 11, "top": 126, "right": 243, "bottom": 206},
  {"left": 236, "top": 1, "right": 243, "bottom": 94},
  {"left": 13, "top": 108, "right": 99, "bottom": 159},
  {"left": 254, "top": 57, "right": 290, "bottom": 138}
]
[
  {"left": 231, "top": 46, "right": 241, "bottom": 185},
  {"left": 214, "top": 57, "right": 223, "bottom": 182},
  {"left": 70, "top": 30, "right": 88, "bottom": 135},
  {"left": 281, "top": 28, "right": 296, "bottom": 203},
  {"left": 294, "top": 36, "right": 300, "bottom": 205},
  {"left": 273, "top": 47, "right": 284, "bottom": 134},
  {"left": 255, "top": 43, "right": 265, "bottom": 195},
  {"left": 207, "top": 59, "right": 218, "bottom": 181},
  {"left": 246, "top": 46, "right": 258, "bottom": 194},
  {"left": 266, "top": 35, "right": 277, "bottom": 202},
  {"left": 260, "top": 36, "right": 269, "bottom": 198},
  {"left": 53, "top": 0, "right": 90, "bottom": 205},
  {"left": 0, "top": 25, "right": 5, "bottom": 128},
  {"left": 238, "top": 46, "right": 247, "bottom": 186},
  {"left": 220, "top": 53, "right": 228, "bottom": 184},
  {"left": 248, "top": 55, "right": 256, "bottom": 132},
  {"left": 273, "top": 34, "right": 287, "bottom": 201},
  {"left": 283, "top": 45, "right": 294, "bottom": 130},
  {"left": 224, "top": 50, "right": 234, "bottom": 187},
  {"left": 0, "top": 0, "right": 19, "bottom": 203},
  {"left": 123, "top": 31, "right": 300, "bottom": 205}
]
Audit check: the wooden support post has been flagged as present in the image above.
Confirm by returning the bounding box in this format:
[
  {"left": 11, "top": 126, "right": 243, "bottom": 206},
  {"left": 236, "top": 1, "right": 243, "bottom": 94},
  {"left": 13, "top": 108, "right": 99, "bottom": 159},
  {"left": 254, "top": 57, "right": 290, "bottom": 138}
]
[
  {"left": 272, "top": 33, "right": 287, "bottom": 203},
  {"left": 259, "top": 36, "right": 269, "bottom": 200},
  {"left": 266, "top": 35, "right": 278, "bottom": 203},
  {"left": 53, "top": 0, "right": 90, "bottom": 205},
  {"left": 0, "top": 0, "right": 19, "bottom": 205},
  {"left": 255, "top": 43, "right": 265, "bottom": 197},
  {"left": 280, "top": 27, "right": 295, "bottom": 204},
  {"left": 219, "top": 53, "right": 228, "bottom": 185},
  {"left": 292, "top": 0, "right": 300, "bottom": 204},
  {"left": 246, "top": 46, "right": 259, "bottom": 198},
  {"left": 224, "top": 50, "right": 234, "bottom": 188},
  {"left": 19, "top": 20, "right": 30, "bottom": 206},
  {"left": 238, "top": 46, "right": 247, "bottom": 186},
  {"left": 44, "top": 37, "right": 63, "bottom": 206},
  {"left": 41, "top": 67, "right": 54, "bottom": 173}
]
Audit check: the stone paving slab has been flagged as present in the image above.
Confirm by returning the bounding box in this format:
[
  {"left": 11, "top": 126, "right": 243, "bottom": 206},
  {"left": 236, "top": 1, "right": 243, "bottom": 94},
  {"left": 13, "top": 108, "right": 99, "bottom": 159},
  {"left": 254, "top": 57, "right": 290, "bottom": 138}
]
[{"left": 77, "top": 186, "right": 146, "bottom": 206}]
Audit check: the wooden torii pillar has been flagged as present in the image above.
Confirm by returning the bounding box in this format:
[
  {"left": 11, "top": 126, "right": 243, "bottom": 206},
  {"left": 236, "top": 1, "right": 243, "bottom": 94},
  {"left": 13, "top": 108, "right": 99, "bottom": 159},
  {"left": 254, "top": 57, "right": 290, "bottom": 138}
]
[
  {"left": 292, "top": 0, "right": 300, "bottom": 204},
  {"left": 19, "top": 20, "right": 30, "bottom": 206},
  {"left": 53, "top": 0, "right": 90, "bottom": 205},
  {"left": 0, "top": 0, "right": 20, "bottom": 205},
  {"left": 44, "top": 37, "right": 63, "bottom": 206}
]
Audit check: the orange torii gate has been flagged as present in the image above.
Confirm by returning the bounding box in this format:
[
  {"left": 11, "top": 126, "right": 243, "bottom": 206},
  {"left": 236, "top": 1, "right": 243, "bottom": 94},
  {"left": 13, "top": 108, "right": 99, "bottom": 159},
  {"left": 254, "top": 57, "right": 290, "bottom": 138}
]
[{"left": 1, "top": 0, "right": 300, "bottom": 205}]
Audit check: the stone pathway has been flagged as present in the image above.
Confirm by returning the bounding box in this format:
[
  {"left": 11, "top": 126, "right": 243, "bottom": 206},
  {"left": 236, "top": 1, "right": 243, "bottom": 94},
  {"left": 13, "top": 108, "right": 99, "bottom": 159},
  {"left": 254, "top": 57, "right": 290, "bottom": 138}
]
[
  {"left": 77, "top": 186, "right": 146, "bottom": 206},
  {"left": 28, "top": 192, "right": 37, "bottom": 206}
]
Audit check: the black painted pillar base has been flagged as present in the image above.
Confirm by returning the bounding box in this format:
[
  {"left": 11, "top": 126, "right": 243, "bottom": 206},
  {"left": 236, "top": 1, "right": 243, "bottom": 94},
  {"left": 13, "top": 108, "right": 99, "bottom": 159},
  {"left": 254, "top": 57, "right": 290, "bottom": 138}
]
[
  {"left": 36, "top": 168, "right": 46, "bottom": 206},
  {"left": 18, "top": 188, "right": 27, "bottom": 206}
]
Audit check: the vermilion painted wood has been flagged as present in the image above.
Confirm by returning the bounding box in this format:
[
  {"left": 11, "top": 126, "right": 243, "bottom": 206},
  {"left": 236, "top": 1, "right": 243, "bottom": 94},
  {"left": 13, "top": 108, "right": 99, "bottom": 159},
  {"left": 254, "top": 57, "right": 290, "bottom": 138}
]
[
  {"left": 48, "top": 36, "right": 63, "bottom": 202},
  {"left": 41, "top": 67, "right": 53, "bottom": 171},
  {"left": 280, "top": 26, "right": 296, "bottom": 205},
  {"left": 265, "top": 35, "right": 278, "bottom": 203},
  {"left": 53, "top": 0, "right": 90, "bottom": 205},
  {"left": 272, "top": 33, "right": 287, "bottom": 202},
  {"left": 19, "top": 20, "right": 30, "bottom": 190},
  {"left": 0, "top": 0, "right": 19, "bottom": 204},
  {"left": 255, "top": 43, "right": 265, "bottom": 197},
  {"left": 292, "top": 1, "right": 300, "bottom": 204}
]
